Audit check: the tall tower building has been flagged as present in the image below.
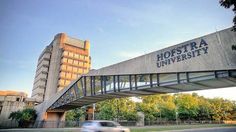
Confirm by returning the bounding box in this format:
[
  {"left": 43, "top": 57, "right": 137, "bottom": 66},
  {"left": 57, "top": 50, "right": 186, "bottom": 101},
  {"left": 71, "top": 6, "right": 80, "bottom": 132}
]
[{"left": 31, "top": 33, "right": 91, "bottom": 103}]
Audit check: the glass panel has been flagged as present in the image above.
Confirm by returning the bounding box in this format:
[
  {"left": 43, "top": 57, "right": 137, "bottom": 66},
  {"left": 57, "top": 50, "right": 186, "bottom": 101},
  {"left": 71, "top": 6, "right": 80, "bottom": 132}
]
[
  {"left": 104, "top": 76, "right": 113, "bottom": 92},
  {"left": 189, "top": 72, "right": 215, "bottom": 82},
  {"left": 216, "top": 71, "right": 228, "bottom": 78},
  {"left": 114, "top": 76, "right": 119, "bottom": 91},
  {"left": 119, "top": 75, "right": 130, "bottom": 90},
  {"left": 179, "top": 73, "right": 187, "bottom": 83},
  {"left": 152, "top": 74, "right": 158, "bottom": 86},
  {"left": 85, "top": 77, "right": 92, "bottom": 96},
  {"left": 136, "top": 74, "right": 150, "bottom": 88},
  {"left": 77, "top": 77, "right": 84, "bottom": 97},
  {"left": 159, "top": 73, "right": 177, "bottom": 86},
  {"left": 94, "top": 76, "right": 102, "bottom": 95},
  {"left": 130, "top": 75, "right": 135, "bottom": 89}
]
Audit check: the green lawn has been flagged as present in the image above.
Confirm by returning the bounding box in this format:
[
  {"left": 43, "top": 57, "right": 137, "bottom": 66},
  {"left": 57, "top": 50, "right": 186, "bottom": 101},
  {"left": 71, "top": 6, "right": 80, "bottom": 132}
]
[{"left": 130, "top": 124, "right": 236, "bottom": 132}]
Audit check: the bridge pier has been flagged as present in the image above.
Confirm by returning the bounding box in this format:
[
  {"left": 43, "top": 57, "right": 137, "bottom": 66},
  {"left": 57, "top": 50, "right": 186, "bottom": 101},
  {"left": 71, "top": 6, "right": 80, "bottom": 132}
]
[
  {"left": 86, "top": 106, "right": 94, "bottom": 120},
  {"left": 34, "top": 102, "right": 66, "bottom": 128},
  {"left": 35, "top": 111, "right": 65, "bottom": 128},
  {"left": 43, "top": 111, "right": 65, "bottom": 128}
]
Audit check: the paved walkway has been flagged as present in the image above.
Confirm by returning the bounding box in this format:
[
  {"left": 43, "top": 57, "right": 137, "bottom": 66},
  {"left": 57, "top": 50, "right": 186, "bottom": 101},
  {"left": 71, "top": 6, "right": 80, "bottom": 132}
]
[
  {"left": 1, "top": 124, "right": 236, "bottom": 132},
  {"left": 0, "top": 128, "right": 81, "bottom": 132},
  {"left": 164, "top": 127, "right": 236, "bottom": 132}
]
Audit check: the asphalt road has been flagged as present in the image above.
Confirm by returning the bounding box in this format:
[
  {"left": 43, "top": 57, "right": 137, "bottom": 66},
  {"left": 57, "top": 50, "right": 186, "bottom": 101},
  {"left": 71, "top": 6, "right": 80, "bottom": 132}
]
[
  {"left": 1, "top": 126, "right": 236, "bottom": 132},
  {"left": 167, "top": 127, "right": 236, "bottom": 132}
]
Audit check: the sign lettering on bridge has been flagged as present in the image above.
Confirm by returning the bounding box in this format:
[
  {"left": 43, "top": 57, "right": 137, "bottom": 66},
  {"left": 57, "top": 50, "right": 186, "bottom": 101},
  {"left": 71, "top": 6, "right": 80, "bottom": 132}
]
[{"left": 156, "top": 39, "right": 208, "bottom": 68}]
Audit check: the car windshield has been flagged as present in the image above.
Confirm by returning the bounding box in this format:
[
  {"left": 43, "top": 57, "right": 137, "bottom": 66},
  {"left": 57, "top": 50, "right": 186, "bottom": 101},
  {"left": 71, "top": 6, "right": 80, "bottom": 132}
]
[
  {"left": 99, "top": 121, "right": 119, "bottom": 127},
  {"left": 82, "top": 121, "right": 93, "bottom": 127}
]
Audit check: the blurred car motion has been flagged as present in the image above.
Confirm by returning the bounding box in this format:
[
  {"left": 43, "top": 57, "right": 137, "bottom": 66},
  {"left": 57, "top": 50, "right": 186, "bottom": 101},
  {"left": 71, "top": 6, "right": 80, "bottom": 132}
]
[{"left": 81, "top": 120, "right": 130, "bottom": 132}]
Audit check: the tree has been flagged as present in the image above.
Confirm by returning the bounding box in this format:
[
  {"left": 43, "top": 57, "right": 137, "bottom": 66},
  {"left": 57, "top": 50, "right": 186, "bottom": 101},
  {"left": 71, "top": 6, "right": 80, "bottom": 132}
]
[
  {"left": 96, "top": 97, "right": 138, "bottom": 121},
  {"left": 196, "top": 97, "right": 212, "bottom": 121},
  {"left": 210, "top": 98, "right": 235, "bottom": 121},
  {"left": 66, "top": 108, "right": 86, "bottom": 121},
  {"left": 9, "top": 108, "right": 37, "bottom": 128},
  {"left": 220, "top": 0, "right": 236, "bottom": 31},
  {"left": 174, "top": 94, "right": 199, "bottom": 120},
  {"left": 9, "top": 110, "right": 22, "bottom": 122},
  {"left": 138, "top": 95, "right": 163, "bottom": 121},
  {"left": 159, "top": 95, "right": 176, "bottom": 120}
]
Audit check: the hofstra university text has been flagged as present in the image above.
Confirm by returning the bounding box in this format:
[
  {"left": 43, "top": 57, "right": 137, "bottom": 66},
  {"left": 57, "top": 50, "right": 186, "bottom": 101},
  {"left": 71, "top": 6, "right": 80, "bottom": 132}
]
[{"left": 157, "top": 39, "right": 208, "bottom": 68}]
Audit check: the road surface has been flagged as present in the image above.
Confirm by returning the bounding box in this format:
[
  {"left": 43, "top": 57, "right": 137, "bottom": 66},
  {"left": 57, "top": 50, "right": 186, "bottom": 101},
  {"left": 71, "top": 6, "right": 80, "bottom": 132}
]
[{"left": 167, "top": 127, "right": 236, "bottom": 132}]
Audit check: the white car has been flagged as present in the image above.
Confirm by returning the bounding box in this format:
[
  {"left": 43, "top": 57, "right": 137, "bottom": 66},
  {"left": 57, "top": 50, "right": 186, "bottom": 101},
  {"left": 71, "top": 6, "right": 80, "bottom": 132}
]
[{"left": 81, "top": 120, "right": 130, "bottom": 132}]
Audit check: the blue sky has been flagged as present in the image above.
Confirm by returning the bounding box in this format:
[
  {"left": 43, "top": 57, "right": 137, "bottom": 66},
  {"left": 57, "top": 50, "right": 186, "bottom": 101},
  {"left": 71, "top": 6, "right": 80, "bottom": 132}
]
[{"left": 0, "top": 0, "right": 235, "bottom": 100}]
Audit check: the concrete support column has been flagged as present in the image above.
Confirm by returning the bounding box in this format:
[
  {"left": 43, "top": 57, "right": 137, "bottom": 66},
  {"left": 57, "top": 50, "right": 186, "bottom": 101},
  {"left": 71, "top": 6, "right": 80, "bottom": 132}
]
[
  {"left": 136, "top": 112, "right": 145, "bottom": 127},
  {"left": 42, "top": 112, "right": 65, "bottom": 128},
  {"left": 86, "top": 106, "right": 94, "bottom": 120}
]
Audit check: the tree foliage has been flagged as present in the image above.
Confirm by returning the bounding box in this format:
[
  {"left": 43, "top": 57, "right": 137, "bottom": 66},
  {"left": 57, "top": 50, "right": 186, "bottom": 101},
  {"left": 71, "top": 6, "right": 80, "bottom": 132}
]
[
  {"left": 96, "top": 98, "right": 138, "bottom": 121},
  {"left": 9, "top": 108, "right": 37, "bottom": 127},
  {"left": 220, "top": 0, "right": 236, "bottom": 31},
  {"left": 66, "top": 108, "right": 86, "bottom": 121},
  {"left": 65, "top": 93, "right": 236, "bottom": 122}
]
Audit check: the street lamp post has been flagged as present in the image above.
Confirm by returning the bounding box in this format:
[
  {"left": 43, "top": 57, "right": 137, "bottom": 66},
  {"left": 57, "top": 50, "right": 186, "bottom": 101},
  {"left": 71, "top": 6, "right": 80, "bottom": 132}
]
[
  {"left": 175, "top": 111, "right": 178, "bottom": 125},
  {"left": 93, "top": 103, "right": 96, "bottom": 120}
]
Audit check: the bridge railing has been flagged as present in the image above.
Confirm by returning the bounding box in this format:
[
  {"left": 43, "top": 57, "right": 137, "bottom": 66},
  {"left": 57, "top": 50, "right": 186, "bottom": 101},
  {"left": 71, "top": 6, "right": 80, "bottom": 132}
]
[{"left": 49, "top": 70, "right": 235, "bottom": 110}]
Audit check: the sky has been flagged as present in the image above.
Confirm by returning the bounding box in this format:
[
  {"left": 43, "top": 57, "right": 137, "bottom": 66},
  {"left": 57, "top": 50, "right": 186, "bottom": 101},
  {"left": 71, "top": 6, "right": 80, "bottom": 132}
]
[{"left": 0, "top": 0, "right": 235, "bottom": 100}]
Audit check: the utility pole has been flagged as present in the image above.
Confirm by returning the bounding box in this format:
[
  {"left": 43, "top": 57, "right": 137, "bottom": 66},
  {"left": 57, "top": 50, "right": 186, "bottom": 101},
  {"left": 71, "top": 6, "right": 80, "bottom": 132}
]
[{"left": 93, "top": 103, "right": 96, "bottom": 120}]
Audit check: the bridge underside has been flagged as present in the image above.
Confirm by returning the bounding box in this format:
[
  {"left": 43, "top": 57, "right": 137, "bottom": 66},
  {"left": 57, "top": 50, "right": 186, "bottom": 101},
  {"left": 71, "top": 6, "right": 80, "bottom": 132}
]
[{"left": 48, "top": 70, "right": 236, "bottom": 111}]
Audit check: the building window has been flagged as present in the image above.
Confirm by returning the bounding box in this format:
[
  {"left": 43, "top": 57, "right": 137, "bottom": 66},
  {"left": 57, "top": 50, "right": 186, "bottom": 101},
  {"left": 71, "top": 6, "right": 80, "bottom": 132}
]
[
  {"left": 74, "top": 54, "right": 79, "bottom": 59},
  {"left": 69, "top": 52, "right": 73, "bottom": 57},
  {"left": 74, "top": 60, "right": 78, "bottom": 65},
  {"left": 65, "top": 80, "right": 71, "bottom": 86},
  {"left": 16, "top": 98, "right": 20, "bottom": 101},
  {"left": 66, "top": 73, "right": 72, "bottom": 79},
  {"left": 67, "top": 66, "right": 72, "bottom": 71},
  {"left": 72, "top": 74, "right": 77, "bottom": 79},
  {"left": 0, "top": 106, "right": 2, "bottom": 115},
  {"left": 68, "top": 59, "right": 73, "bottom": 64},
  {"left": 80, "top": 55, "right": 84, "bottom": 59},
  {"left": 63, "top": 51, "right": 69, "bottom": 56},
  {"left": 59, "top": 79, "right": 65, "bottom": 86},
  {"left": 79, "top": 62, "right": 83, "bottom": 67},
  {"left": 62, "top": 58, "right": 67, "bottom": 63},
  {"left": 60, "top": 72, "right": 66, "bottom": 78},
  {"left": 73, "top": 67, "right": 77, "bottom": 72},
  {"left": 61, "top": 65, "right": 66, "bottom": 71},
  {"left": 78, "top": 68, "right": 82, "bottom": 73}
]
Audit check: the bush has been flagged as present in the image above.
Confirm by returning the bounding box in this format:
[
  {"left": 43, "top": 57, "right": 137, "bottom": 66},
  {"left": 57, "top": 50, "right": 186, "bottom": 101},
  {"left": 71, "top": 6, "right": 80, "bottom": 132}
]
[{"left": 9, "top": 108, "right": 37, "bottom": 128}]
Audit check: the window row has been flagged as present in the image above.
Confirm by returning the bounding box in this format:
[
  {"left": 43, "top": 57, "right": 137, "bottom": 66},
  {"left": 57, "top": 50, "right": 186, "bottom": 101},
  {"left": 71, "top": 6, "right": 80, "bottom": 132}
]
[
  {"left": 61, "top": 65, "right": 89, "bottom": 73},
  {"left": 61, "top": 58, "right": 90, "bottom": 67},
  {"left": 63, "top": 51, "right": 89, "bottom": 61},
  {"left": 58, "top": 79, "right": 72, "bottom": 87},
  {"left": 60, "top": 72, "right": 79, "bottom": 80}
]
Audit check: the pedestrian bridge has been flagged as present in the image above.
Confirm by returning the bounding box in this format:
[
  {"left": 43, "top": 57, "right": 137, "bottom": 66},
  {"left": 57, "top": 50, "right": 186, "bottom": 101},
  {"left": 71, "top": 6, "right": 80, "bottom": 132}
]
[
  {"left": 46, "top": 27, "right": 236, "bottom": 111},
  {"left": 35, "top": 27, "right": 236, "bottom": 127},
  {"left": 48, "top": 70, "right": 236, "bottom": 111}
]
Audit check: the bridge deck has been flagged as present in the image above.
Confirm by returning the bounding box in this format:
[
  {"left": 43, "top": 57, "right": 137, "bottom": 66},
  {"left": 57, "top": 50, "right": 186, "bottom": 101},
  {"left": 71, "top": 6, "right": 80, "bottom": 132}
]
[{"left": 48, "top": 70, "right": 236, "bottom": 111}]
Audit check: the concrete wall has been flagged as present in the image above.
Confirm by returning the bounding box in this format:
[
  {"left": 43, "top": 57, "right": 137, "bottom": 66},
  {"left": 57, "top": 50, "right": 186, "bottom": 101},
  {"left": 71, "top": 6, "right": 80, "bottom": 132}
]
[
  {"left": 88, "top": 28, "right": 236, "bottom": 76},
  {"left": 44, "top": 39, "right": 62, "bottom": 101},
  {"left": 0, "top": 95, "right": 26, "bottom": 127}
]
